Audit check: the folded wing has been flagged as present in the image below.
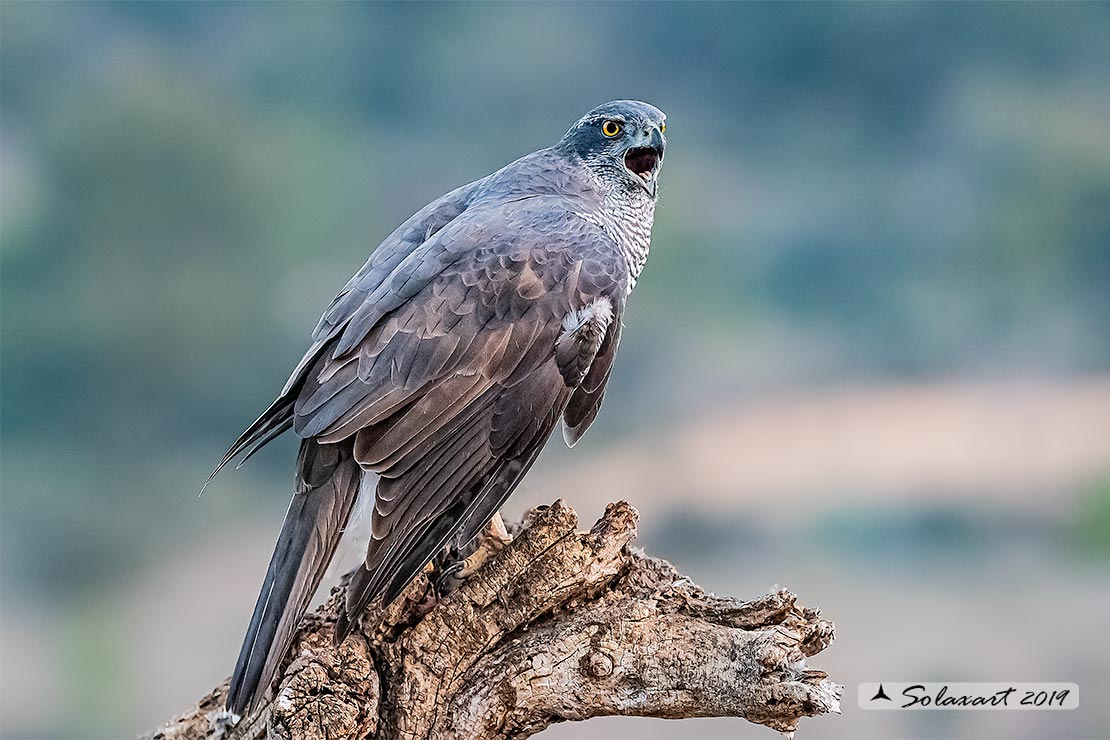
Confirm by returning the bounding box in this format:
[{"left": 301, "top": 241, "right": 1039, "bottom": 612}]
[{"left": 284, "top": 197, "right": 628, "bottom": 636}]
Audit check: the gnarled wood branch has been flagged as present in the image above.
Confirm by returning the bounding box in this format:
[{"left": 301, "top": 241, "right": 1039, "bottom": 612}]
[{"left": 144, "top": 501, "right": 841, "bottom": 740}]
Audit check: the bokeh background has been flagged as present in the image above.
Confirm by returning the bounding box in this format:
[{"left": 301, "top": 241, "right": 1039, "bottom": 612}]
[{"left": 2, "top": 2, "right": 1109, "bottom": 738}]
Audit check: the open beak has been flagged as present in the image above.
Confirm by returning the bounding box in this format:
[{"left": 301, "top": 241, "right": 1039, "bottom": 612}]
[{"left": 624, "top": 126, "right": 665, "bottom": 196}]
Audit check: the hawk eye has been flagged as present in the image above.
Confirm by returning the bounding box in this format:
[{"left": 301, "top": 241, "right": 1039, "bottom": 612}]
[
  {"left": 601, "top": 120, "right": 622, "bottom": 138},
  {"left": 660, "top": 122, "right": 666, "bottom": 134}
]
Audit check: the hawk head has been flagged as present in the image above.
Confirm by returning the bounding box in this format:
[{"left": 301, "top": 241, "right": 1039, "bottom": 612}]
[{"left": 558, "top": 100, "right": 667, "bottom": 198}]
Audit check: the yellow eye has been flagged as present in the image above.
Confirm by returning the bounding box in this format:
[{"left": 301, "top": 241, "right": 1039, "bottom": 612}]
[
  {"left": 601, "top": 120, "right": 621, "bottom": 137},
  {"left": 660, "top": 122, "right": 666, "bottom": 134}
]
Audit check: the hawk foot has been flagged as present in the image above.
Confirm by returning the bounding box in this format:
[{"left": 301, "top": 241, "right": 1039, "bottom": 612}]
[{"left": 435, "top": 513, "right": 513, "bottom": 596}]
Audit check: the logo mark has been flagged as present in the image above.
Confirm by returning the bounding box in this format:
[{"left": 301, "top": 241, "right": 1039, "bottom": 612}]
[{"left": 870, "top": 684, "right": 892, "bottom": 701}]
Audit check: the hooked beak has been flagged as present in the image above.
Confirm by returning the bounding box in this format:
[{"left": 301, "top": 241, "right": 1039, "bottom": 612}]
[{"left": 623, "top": 125, "right": 665, "bottom": 197}]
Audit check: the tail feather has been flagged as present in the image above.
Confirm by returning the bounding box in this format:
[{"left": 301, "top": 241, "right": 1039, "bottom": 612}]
[
  {"left": 203, "top": 396, "right": 296, "bottom": 495},
  {"left": 226, "top": 439, "right": 361, "bottom": 716}
]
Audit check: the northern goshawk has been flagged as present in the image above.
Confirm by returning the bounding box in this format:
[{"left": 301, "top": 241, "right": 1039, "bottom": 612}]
[{"left": 213, "top": 100, "right": 667, "bottom": 716}]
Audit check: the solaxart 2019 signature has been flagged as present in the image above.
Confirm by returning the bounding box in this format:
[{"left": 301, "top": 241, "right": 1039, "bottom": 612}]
[
  {"left": 858, "top": 682, "right": 1079, "bottom": 711},
  {"left": 900, "top": 684, "right": 1072, "bottom": 709}
]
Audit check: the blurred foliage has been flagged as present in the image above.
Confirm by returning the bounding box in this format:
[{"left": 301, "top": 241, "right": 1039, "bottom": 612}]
[
  {"left": 1072, "top": 477, "right": 1110, "bottom": 556},
  {"left": 4, "top": 0, "right": 1109, "bottom": 599}
]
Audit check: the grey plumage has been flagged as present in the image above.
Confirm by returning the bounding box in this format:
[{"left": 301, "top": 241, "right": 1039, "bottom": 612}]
[
  {"left": 225, "top": 439, "right": 360, "bottom": 715},
  {"left": 216, "top": 100, "right": 666, "bottom": 716}
]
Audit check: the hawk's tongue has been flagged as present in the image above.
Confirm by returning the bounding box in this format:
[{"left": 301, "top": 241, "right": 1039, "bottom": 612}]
[{"left": 624, "top": 147, "right": 659, "bottom": 182}]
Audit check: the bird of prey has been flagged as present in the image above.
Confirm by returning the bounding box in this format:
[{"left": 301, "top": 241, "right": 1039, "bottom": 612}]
[{"left": 213, "top": 100, "right": 667, "bottom": 716}]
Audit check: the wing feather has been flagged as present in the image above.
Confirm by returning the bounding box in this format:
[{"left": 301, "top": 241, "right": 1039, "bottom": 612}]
[
  {"left": 241, "top": 196, "right": 632, "bottom": 640},
  {"left": 562, "top": 313, "right": 623, "bottom": 446}
]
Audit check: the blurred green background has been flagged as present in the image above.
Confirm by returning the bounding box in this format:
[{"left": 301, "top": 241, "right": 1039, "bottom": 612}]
[{"left": 2, "top": 2, "right": 1109, "bottom": 738}]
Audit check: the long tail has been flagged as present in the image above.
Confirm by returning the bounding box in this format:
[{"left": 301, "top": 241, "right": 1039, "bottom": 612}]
[{"left": 226, "top": 438, "right": 361, "bottom": 716}]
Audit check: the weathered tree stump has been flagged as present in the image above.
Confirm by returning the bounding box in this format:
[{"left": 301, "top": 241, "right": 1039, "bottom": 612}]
[{"left": 144, "top": 500, "right": 840, "bottom": 740}]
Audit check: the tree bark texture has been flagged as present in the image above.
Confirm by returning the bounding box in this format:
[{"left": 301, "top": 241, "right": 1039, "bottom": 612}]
[{"left": 143, "top": 500, "right": 841, "bottom": 740}]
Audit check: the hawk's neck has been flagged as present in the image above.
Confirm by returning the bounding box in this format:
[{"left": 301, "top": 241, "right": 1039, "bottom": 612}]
[
  {"left": 603, "top": 189, "right": 654, "bottom": 292},
  {"left": 484, "top": 149, "right": 656, "bottom": 292},
  {"left": 578, "top": 177, "right": 654, "bottom": 293}
]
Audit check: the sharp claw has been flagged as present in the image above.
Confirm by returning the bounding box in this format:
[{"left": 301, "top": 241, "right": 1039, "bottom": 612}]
[{"left": 435, "top": 513, "right": 515, "bottom": 597}]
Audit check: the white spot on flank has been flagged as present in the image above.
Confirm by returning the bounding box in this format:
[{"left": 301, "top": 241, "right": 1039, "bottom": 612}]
[{"left": 560, "top": 296, "right": 613, "bottom": 338}]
